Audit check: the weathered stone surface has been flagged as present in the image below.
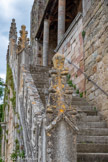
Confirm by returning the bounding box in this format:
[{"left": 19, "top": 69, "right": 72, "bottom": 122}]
[
  {"left": 46, "top": 53, "right": 78, "bottom": 162},
  {"left": 3, "top": 0, "right": 108, "bottom": 162},
  {"left": 84, "top": 0, "right": 108, "bottom": 121}
]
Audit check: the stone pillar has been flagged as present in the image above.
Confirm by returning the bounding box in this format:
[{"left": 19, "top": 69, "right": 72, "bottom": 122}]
[
  {"left": 43, "top": 19, "right": 49, "bottom": 66},
  {"left": 36, "top": 39, "right": 39, "bottom": 65},
  {"left": 46, "top": 53, "right": 78, "bottom": 162},
  {"left": 58, "top": 0, "right": 66, "bottom": 44},
  {"left": 54, "top": 120, "right": 77, "bottom": 162}
]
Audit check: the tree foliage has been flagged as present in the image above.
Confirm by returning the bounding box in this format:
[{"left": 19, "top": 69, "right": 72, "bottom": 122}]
[{"left": 0, "top": 78, "right": 4, "bottom": 99}]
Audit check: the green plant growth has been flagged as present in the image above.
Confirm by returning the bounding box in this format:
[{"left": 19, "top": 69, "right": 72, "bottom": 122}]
[
  {"left": 4, "top": 64, "right": 16, "bottom": 111},
  {"left": 11, "top": 151, "right": 18, "bottom": 161},
  {"left": 73, "top": 85, "right": 76, "bottom": 90},
  {"left": 67, "top": 80, "right": 73, "bottom": 87},
  {"left": 19, "top": 150, "right": 25, "bottom": 159},
  {"left": 67, "top": 74, "right": 84, "bottom": 97},
  {"left": 67, "top": 74, "right": 71, "bottom": 80},
  {"left": 17, "top": 113, "right": 20, "bottom": 120},
  {"left": 11, "top": 139, "right": 25, "bottom": 161},
  {"left": 76, "top": 89, "right": 79, "bottom": 94},
  {"left": 67, "top": 74, "right": 73, "bottom": 87},
  {"left": 0, "top": 77, "right": 5, "bottom": 99},
  {"left": 94, "top": 107, "right": 97, "bottom": 111},
  {"left": 17, "top": 130, "right": 20, "bottom": 134},
  {"left": 0, "top": 77, "right": 5, "bottom": 157},
  {"left": 15, "top": 123, "right": 19, "bottom": 129},
  {"left": 6, "top": 139, "right": 8, "bottom": 144},
  {"left": 80, "top": 92, "right": 83, "bottom": 98},
  {"left": 75, "top": 74, "right": 78, "bottom": 78},
  {"left": 82, "top": 31, "right": 86, "bottom": 39},
  {"left": 0, "top": 158, "right": 5, "bottom": 162},
  {"left": 6, "top": 130, "right": 8, "bottom": 134},
  {"left": 67, "top": 74, "right": 77, "bottom": 89},
  {"left": 0, "top": 104, "right": 4, "bottom": 123},
  {"left": 15, "top": 139, "right": 19, "bottom": 144}
]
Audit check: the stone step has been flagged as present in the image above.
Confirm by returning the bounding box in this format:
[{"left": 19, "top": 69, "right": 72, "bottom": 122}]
[
  {"left": 78, "top": 128, "right": 108, "bottom": 136},
  {"left": 32, "top": 76, "right": 49, "bottom": 79},
  {"left": 78, "top": 121, "right": 106, "bottom": 128},
  {"left": 35, "top": 85, "right": 49, "bottom": 89},
  {"left": 30, "top": 66, "right": 49, "bottom": 71},
  {"left": 77, "top": 105, "right": 97, "bottom": 111},
  {"left": 77, "top": 153, "right": 108, "bottom": 162},
  {"left": 77, "top": 143, "right": 108, "bottom": 153},
  {"left": 83, "top": 116, "right": 101, "bottom": 122},
  {"left": 33, "top": 80, "right": 49, "bottom": 83},
  {"left": 77, "top": 136, "right": 108, "bottom": 143},
  {"left": 78, "top": 110, "right": 98, "bottom": 116},
  {"left": 32, "top": 75, "right": 49, "bottom": 78},
  {"left": 77, "top": 106, "right": 98, "bottom": 115},
  {"left": 34, "top": 80, "right": 49, "bottom": 83},
  {"left": 78, "top": 116, "right": 101, "bottom": 122},
  {"left": 71, "top": 101, "right": 89, "bottom": 106},
  {"left": 72, "top": 96, "right": 88, "bottom": 102}
]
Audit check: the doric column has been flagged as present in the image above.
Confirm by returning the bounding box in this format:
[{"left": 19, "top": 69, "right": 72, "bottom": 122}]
[
  {"left": 43, "top": 19, "right": 49, "bottom": 66},
  {"left": 58, "top": 0, "right": 66, "bottom": 44}
]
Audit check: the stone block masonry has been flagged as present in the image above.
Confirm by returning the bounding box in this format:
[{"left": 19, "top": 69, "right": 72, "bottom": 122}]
[
  {"left": 57, "top": 13, "right": 85, "bottom": 92},
  {"left": 2, "top": 0, "right": 108, "bottom": 161},
  {"left": 83, "top": 0, "right": 108, "bottom": 121}
]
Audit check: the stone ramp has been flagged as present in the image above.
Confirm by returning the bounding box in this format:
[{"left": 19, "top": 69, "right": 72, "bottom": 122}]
[
  {"left": 72, "top": 96, "right": 108, "bottom": 162},
  {"left": 30, "top": 65, "right": 50, "bottom": 107}
]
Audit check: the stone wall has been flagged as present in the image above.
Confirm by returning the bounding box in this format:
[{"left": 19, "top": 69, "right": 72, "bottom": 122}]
[
  {"left": 56, "top": 13, "right": 85, "bottom": 92},
  {"left": 83, "top": 0, "right": 108, "bottom": 119},
  {"left": 18, "top": 65, "right": 45, "bottom": 160},
  {"left": 32, "top": 40, "right": 43, "bottom": 66},
  {"left": 5, "top": 87, "right": 15, "bottom": 162},
  {"left": 30, "top": 0, "right": 49, "bottom": 44}
]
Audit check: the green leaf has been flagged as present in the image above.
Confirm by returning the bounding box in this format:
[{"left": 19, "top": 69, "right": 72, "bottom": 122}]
[
  {"left": 73, "top": 85, "right": 76, "bottom": 90},
  {"left": 80, "top": 92, "right": 83, "bottom": 98},
  {"left": 67, "top": 74, "right": 71, "bottom": 81},
  {"left": 76, "top": 89, "right": 79, "bottom": 94}
]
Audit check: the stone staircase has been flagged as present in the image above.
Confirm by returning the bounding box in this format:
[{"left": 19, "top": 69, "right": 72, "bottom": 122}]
[
  {"left": 30, "top": 65, "right": 50, "bottom": 107},
  {"left": 71, "top": 96, "right": 108, "bottom": 162},
  {"left": 30, "top": 65, "right": 108, "bottom": 161}
]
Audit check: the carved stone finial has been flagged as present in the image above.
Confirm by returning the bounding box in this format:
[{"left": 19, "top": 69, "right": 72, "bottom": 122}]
[
  {"left": 9, "top": 19, "right": 17, "bottom": 40},
  {"left": 53, "top": 53, "right": 65, "bottom": 69},
  {"left": 18, "top": 25, "right": 29, "bottom": 53},
  {"left": 47, "top": 53, "right": 70, "bottom": 114}
]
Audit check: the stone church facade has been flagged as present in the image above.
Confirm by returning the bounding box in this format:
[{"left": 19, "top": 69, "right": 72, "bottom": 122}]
[{"left": 1, "top": 0, "right": 108, "bottom": 161}]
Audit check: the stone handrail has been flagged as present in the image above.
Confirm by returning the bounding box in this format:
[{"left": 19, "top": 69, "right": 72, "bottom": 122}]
[{"left": 18, "top": 65, "right": 45, "bottom": 161}]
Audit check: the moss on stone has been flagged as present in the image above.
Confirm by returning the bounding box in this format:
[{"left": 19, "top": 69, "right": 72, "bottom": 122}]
[
  {"left": 4, "top": 64, "right": 16, "bottom": 111},
  {"left": 11, "top": 139, "right": 25, "bottom": 160}
]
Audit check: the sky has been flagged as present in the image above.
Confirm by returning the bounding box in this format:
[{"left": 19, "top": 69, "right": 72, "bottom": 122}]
[{"left": 0, "top": 0, "right": 34, "bottom": 81}]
